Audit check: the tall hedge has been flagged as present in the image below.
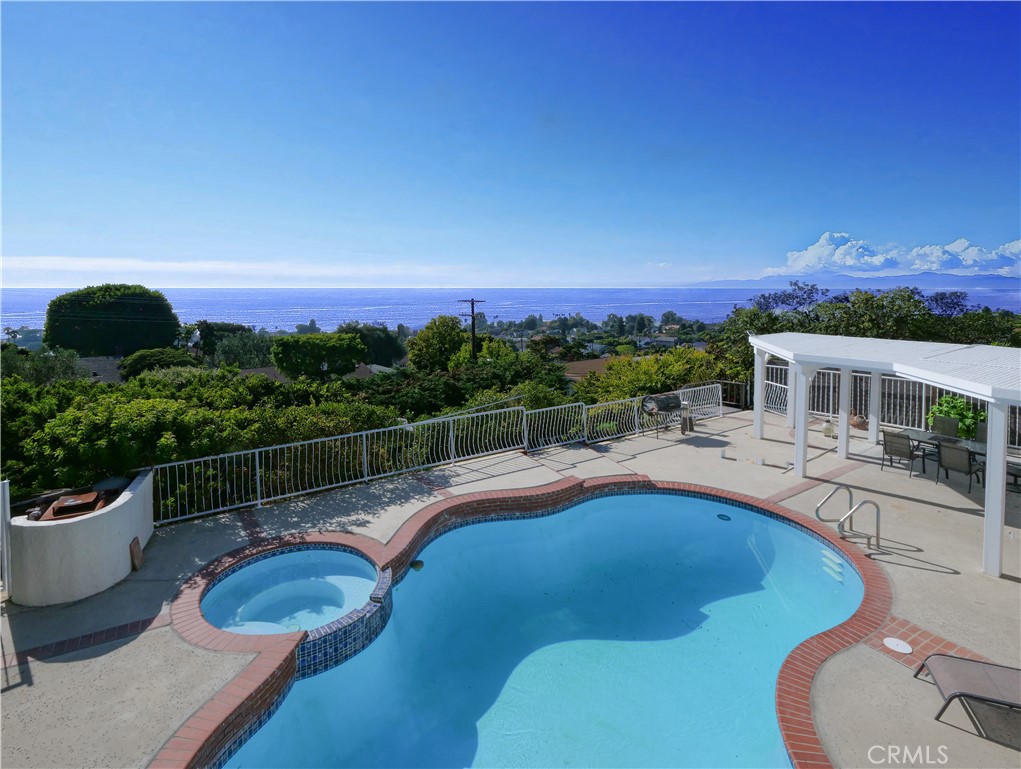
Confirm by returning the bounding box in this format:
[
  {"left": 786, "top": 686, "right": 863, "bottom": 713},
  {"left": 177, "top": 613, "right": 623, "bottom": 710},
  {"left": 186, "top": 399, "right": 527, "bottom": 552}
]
[{"left": 43, "top": 284, "right": 181, "bottom": 356}]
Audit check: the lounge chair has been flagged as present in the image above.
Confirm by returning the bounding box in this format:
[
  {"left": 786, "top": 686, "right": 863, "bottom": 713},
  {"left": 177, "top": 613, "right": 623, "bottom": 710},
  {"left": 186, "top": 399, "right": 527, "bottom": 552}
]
[
  {"left": 881, "top": 430, "right": 930, "bottom": 476},
  {"left": 914, "top": 654, "right": 1021, "bottom": 739},
  {"left": 937, "top": 443, "right": 985, "bottom": 492}
]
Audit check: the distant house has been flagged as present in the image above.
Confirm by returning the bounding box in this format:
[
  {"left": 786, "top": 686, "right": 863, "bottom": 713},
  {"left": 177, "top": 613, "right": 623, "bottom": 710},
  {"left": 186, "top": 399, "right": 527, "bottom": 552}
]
[
  {"left": 564, "top": 357, "right": 611, "bottom": 382},
  {"left": 238, "top": 362, "right": 395, "bottom": 384},
  {"left": 78, "top": 356, "right": 123, "bottom": 384},
  {"left": 647, "top": 336, "right": 679, "bottom": 349},
  {"left": 240, "top": 366, "right": 290, "bottom": 383},
  {"left": 346, "top": 363, "right": 394, "bottom": 380}
]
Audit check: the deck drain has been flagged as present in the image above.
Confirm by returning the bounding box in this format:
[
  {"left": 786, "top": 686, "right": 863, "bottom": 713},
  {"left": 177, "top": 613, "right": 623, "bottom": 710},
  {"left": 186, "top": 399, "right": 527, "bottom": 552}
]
[{"left": 883, "top": 637, "right": 913, "bottom": 654}]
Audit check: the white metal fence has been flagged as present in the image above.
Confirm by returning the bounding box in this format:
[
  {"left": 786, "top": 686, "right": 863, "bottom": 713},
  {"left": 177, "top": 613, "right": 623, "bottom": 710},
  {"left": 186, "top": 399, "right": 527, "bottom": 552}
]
[
  {"left": 152, "top": 383, "right": 723, "bottom": 525},
  {"left": 764, "top": 364, "right": 1021, "bottom": 446}
]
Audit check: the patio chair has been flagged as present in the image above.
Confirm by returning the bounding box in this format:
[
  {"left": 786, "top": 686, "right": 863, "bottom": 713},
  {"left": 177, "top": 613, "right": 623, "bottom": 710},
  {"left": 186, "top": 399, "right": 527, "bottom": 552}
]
[
  {"left": 936, "top": 443, "right": 985, "bottom": 492},
  {"left": 974, "top": 421, "right": 987, "bottom": 443},
  {"left": 914, "top": 654, "right": 1021, "bottom": 740},
  {"left": 881, "top": 430, "right": 929, "bottom": 477},
  {"left": 931, "top": 415, "right": 960, "bottom": 438}
]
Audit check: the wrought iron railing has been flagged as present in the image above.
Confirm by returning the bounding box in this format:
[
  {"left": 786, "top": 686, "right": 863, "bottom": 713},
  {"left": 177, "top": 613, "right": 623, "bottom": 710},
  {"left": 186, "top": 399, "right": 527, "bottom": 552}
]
[{"left": 152, "top": 383, "right": 723, "bottom": 525}]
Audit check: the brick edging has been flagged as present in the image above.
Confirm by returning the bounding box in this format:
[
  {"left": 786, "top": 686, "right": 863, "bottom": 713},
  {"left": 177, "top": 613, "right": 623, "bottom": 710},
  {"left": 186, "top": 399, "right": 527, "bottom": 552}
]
[
  {"left": 2, "top": 612, "right": 172, "bottom": 671},
  {"left": 156, "top": 474, "right": 890, "bottom": 769}
]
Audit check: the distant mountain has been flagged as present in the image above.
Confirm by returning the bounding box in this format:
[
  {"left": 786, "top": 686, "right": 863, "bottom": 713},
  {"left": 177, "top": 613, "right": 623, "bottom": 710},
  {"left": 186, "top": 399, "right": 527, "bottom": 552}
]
[{"left": 692, "top": 271, "right": 1020, "bottom": 291}]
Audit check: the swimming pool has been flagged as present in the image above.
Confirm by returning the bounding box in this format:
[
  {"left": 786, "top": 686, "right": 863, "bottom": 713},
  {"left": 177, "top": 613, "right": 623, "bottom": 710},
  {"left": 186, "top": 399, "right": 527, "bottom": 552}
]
[
  {"left": 224, "top": 493, "right": 863, "bottom": 768},
  {"left": 201, "top": 547, "right": 378, "bottom": 635}
]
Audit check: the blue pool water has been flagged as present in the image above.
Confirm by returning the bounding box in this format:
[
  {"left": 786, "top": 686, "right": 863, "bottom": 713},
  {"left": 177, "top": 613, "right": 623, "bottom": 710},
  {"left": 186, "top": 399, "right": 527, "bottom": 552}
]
[
  {"left": 202, "top": 549, "right": 378, "bottom": 635},
  {"left": 226, "top": 495, "right": 863, "bottom": 768}
]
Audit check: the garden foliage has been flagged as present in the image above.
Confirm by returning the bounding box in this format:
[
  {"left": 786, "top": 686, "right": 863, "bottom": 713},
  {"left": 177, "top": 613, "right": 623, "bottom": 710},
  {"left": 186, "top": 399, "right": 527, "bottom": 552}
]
[{"left": 43, "top": 284, "right": 180, "bottom": 356}]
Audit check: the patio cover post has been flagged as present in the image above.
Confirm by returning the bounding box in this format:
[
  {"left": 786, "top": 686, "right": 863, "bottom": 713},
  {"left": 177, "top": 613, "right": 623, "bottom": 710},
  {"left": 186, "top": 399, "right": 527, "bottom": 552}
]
[
  {"left": 793, "top": 364, "right": 817, "bottom": 478},
  {"left": 982, "top": 401, "right": 1008, "bottom": 576},
  {"left": 868, "top": 371, "right": 881, "bottom": 444},
  {"left": 753, "top": 347, "right": 766, "bottom": 440},
  {"left": 837, "top": 367, "right": 851, "bottom": 459},
  {"left": 786, "top": 366, "right": 797, "bottom": 428}
]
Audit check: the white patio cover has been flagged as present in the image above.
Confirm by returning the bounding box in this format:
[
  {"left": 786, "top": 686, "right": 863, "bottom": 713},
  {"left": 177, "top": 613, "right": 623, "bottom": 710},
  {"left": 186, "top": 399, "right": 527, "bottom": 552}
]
[{"left": 748, "top": 332, "right": 1021, "bottom": 576}]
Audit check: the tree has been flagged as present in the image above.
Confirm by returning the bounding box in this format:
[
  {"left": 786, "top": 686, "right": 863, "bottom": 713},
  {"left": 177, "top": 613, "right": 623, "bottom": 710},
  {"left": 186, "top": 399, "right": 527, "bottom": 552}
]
[
  {"left": 407, "top": 316, "right": 468, "bottom": 372},
  {"left": 752, "top": 281, "right": 830, "bottom": 312},
  {"left": 602, "top": 313, "right": 626, "bottom": 336},
  {"left": 270, "top": 333, "right": 366, "bottom": 381},
  {"left": 43, "top": 284, "right": 181, "bottom": 356},
  {"left": 814, "top": 288, "right": 928, "bottom": 340},
  {"left": 336, "top": 322, "right": 406, "bottom": 366},
  {"left": 624, "top": 313, "right": 655, "bottom": 336},
  {"left": 449, "top": 337, "right": 517, "bottom": 370},
  {"left": 295, "top": 319, "right": 321, "bottom": 335},
  {"left": 212, "top": 331, "right": 274, "bottom": 368},
  {"left": 0, "top": 346, "right": 89, "bottom": 385},
  {"left": 925, "top": 291, "right": 970, "bottom": 318},
  {"left": 195, "top": 321, "right": 253, "bottom": 357},
  {"left": 119, "top": 348, "right": 202, "bottom": 379}
]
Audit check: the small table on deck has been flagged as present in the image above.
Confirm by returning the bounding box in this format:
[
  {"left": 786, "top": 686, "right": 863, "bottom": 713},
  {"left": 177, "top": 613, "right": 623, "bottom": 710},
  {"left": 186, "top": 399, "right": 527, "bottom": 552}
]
[{"left": 897, "top": 428, "right": 1021, "bottom": 491}]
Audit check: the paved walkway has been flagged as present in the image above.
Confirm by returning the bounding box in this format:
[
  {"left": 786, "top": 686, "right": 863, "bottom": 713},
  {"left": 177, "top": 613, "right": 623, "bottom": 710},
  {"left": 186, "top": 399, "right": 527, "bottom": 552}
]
[{"left": 3, "top": 412, "right": 1019, "bottom": 768}]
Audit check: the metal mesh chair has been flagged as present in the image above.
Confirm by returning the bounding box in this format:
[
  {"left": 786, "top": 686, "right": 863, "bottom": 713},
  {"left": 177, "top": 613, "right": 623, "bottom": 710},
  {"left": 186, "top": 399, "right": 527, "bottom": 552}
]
[
  {"left": 931, "top": 415, "right": 960, "bottom": 438},
  {"left": 881, "top": 430, "right": 928, "bottom": 477},
  {"left": 937, "top": 443, "right": 985, "bottom": 492}
]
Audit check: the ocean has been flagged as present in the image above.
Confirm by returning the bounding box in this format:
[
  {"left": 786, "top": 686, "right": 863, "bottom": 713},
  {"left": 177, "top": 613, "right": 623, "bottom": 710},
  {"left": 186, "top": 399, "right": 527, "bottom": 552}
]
[{"left": 1, "top": 286, "right": 1017, "bottom": 332}]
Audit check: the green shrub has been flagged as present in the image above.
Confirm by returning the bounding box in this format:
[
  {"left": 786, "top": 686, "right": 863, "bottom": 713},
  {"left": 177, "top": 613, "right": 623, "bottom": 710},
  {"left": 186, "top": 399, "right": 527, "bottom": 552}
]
[{"left": 927, "top": 395, "right": 985, "bottom": 438}]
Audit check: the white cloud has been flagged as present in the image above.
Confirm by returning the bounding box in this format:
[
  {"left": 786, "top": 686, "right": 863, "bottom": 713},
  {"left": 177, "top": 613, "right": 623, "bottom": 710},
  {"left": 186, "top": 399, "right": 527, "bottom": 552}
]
[{"left": 765, "top": 233, "right": 1021, "bottom": 278}]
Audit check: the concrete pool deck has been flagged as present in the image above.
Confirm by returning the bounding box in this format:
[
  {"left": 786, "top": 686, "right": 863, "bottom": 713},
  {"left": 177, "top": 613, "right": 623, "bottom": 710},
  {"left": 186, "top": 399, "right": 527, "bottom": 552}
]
[{"left": 2, "top": 410, "right": 1019, "bottom": 769}]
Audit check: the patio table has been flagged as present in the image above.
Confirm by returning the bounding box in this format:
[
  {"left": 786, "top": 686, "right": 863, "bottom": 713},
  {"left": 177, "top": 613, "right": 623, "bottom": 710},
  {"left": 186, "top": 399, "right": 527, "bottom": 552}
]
[{"left": 897, "top": 428, "right": 1021, "bottom": 491}]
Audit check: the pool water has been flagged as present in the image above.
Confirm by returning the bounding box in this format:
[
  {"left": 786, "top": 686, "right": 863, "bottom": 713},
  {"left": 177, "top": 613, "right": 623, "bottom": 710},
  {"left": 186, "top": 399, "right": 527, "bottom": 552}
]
[
  {"left": 202, "top": 549, "right": 378, "bottom": 635},
  {"left": 226, "top": 495, "right": 863, "bottom": 767}
]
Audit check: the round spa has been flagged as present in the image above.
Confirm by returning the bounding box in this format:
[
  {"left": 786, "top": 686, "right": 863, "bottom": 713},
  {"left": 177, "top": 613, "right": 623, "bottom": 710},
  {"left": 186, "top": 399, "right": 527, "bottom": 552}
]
[{"left": 201, "top": 546, "right": 378, "bottom": 635}]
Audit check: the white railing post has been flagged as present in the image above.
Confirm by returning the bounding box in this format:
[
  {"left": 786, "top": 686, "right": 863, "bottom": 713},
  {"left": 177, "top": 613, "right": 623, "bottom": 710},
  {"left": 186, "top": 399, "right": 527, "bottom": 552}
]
[
  {"left": 448, "top": 418, "right": 457, "bottom": 464},
  {"left": 254, "top": 450, "right": 263, "bottom": 508},
  {"left": 634, "top": 398, "right": 642, "bottom": 435},
  {"left": 1, "top": 480, "right": 11, "bottom": 599},
  {"left": 522, "top": 410, "right": 530, "bottom": 452},
  {"left": 361, "top": 432, "right": 369, "bottom": 480}
]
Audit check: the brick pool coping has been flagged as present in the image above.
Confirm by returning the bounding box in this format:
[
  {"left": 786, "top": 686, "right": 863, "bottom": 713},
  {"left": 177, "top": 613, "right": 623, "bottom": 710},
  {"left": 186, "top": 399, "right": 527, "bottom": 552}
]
[{"left": 157, "top": 474, "right": 893, "bottom": 769}]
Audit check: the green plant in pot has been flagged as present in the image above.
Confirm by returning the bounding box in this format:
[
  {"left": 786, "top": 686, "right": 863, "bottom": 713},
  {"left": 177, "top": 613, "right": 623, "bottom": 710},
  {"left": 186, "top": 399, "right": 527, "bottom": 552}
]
[{"left": 926, "top": 395, "right": 986, "bottom": 439}]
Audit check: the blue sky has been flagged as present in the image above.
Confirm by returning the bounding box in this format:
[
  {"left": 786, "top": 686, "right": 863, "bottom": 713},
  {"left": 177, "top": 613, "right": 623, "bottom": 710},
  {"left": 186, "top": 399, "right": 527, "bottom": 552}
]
[{"left": 2, "top": 2, "right": 1019, "bottom": 288}]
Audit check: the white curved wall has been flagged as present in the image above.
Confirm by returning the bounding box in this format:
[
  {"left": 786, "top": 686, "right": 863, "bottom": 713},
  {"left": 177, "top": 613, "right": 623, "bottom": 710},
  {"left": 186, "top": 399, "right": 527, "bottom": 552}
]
[{"left": 10, "top": 472, "right": 153, "bottom": 607}]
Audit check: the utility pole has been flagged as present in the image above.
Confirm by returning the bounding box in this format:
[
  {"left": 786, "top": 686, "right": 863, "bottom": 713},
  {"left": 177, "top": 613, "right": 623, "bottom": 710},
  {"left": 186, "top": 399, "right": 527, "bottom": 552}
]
[{"left": 458, "top": 297, "right": 486, "bottom": 363}]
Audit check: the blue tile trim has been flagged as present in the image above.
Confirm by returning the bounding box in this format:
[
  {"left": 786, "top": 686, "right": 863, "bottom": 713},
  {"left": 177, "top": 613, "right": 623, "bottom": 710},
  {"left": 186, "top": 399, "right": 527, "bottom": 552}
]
[
  {"left": 200, "top": 544, "right": 396, "bottom": 679},
  {"left": 207, "top": 677, "right": 295, "bottom": 769}
]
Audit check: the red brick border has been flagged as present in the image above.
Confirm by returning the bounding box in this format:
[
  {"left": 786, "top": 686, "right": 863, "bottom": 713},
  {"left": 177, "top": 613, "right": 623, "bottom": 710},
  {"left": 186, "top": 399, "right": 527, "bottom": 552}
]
[
  {"left": 2, "top": 612, "right": 172, "bottom": 671},
  {"left": 863, "top": 615, "right": 988, "bottom": 670},
  {"left": 155, "top": 474, "right": 891, "bottom": 769}
]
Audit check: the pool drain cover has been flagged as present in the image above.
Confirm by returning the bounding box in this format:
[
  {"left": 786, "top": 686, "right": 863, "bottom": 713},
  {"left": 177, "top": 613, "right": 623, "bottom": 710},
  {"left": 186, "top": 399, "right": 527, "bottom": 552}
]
[
  {"left": 717, "top": 514, "right": 731, "bottom": 521},
  {"left": 883, "top": 637, "right": 913, "bottom": 654}
]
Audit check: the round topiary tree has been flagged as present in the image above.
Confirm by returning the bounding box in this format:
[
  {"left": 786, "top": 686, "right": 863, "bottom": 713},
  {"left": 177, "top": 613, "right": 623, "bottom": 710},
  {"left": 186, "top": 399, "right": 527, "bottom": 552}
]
[{"left": 43, "top": 284, "right": 181, "bottom": 356}]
